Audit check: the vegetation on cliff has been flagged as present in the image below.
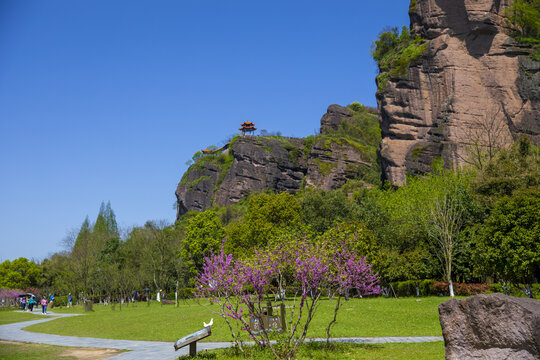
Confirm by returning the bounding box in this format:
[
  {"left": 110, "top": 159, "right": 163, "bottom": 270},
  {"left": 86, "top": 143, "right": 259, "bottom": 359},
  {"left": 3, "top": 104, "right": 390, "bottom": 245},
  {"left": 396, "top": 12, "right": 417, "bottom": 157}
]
[
  {"left": 371, "top": 26, "right": 427, "bottom": 92},
  {"left": 177, "top": 102, "right": 382, "bottom": 213},
  {"left": 505, "top": 0, "right": 540, "bottom": 59}
]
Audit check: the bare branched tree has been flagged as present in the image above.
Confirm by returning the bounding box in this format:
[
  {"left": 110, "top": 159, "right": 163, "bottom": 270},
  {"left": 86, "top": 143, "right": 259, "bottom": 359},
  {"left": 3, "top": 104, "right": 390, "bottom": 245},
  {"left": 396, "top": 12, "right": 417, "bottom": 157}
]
[
  {"left": 427, "top": 189, "right": 464, "bottom": 297},
  {"left": 458, "top": 105, "right": 510, "bottom": 170}
]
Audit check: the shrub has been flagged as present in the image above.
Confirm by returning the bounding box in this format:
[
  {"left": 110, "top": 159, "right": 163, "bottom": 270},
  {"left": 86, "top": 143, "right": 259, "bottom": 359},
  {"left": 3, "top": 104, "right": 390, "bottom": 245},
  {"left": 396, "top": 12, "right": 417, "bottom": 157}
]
[
  {"left": 53, "top": 295, "right": 68, "bottom": 307},
  {"left": 179, "top": 288, "right": 196, "bottom": 299},
  {"left": 454, "top": 283, "right": 490, "bottom": 296},
  {"left": 393, "top": 280, "right": 417, "bottom": 297},
  {"left": 419, "top": 280, "right": 437, "bottom": 296},
  {"left": 390, "top": 279, "right": 437, "bottom": 297},
  {"left": 489, "top": 283, "right": 504, "bottom": 293},
  {"left": 371, "top": 26, "right": 427, "bottom": 92},
  {"left": 431, "top": 282, "right": 450, "bottom": 296}
]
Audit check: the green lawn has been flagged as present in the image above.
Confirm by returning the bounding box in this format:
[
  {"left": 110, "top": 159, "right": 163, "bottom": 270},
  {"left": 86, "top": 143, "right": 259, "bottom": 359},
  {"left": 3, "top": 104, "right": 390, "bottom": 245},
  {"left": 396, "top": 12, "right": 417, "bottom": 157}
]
[
  {"left": 25, "top": 297, "right": 448, "bottom": 342},
  {"left": 1, "top": 298, "right": 448, "bottom": 359},
  {"left": 0, "top": 311, "right": 54, "bottom": 325}
]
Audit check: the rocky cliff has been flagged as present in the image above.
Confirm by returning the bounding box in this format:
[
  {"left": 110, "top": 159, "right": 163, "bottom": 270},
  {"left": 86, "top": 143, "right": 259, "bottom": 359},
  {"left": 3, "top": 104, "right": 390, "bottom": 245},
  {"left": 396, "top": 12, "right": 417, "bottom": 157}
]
[
  {"left": 377, "top": 0, "right": 540, "bottom": 185},
  {"left": 175, "top": 105, "right": 379, "bottom": 218}
]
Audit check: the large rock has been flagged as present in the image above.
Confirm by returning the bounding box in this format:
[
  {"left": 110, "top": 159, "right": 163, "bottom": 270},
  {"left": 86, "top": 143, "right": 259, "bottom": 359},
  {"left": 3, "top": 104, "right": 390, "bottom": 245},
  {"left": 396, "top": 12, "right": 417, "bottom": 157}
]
[
  {"left": 377, "top": 0, "right": 540, "bottom": 185},
  {"left": 320, "top": 104, "right": 353, "bottom": 134},
  {"left": 175, "top": 133, "right": 374, "bottom": 217},
  {"left": 439, "top": 293, "right": 540, "bottom": 360}
]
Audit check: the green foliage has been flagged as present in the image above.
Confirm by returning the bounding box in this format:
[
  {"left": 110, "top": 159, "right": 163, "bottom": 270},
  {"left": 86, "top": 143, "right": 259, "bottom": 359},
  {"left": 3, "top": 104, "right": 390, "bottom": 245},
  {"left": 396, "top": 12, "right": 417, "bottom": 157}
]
[
  {"left": 0, "top": 258, "right": 41, "bottom": 289},
  {"left": 473, "top": 136, "right": 540, "bottom": 204},
  {"left": 182, "top": 210, "right": 225, "bottom": 272},
  {"left": 505, "top": 0, "right": 540, "bottom": 59},
  {"left": 505, "top": 0, "right": 540, "bottom": 38},
  {"left": 303, "top": 136, "right": 315, "bottom": 158},
  {"left": 225, "top": 192, "right": 302, "bottom": 254},
  {"left": 312, "top": 158, "right": 337, "bottom": 176},
  {"left": 379, "top": 248, "right": 435, "bottom": 283},
  {"left": 371, "top": 26, "right": 427, "bottom": 92},
  {"left": 326, "top": 103, "right": 381, "bottom": 149},
  {"left": 300, "top": 189, "right": 360, "bottom": 233},
  {"left": 318, "top": 222, "right": 382, "bottom": 272},
  {"left": 474, "top": 188, "right": 540, "bottom": 284},
  {"left": 409, "top": 0, "right": 417, "bottom": 13}
]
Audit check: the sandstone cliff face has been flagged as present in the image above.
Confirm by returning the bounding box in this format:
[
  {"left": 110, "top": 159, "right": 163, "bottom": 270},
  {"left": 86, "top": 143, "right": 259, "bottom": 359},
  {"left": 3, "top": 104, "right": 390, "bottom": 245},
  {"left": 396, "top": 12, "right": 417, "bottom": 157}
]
[
  {"left": 378, "top": 0, "right": 540, "bottom": 185},
  {"left": 175, "top": 105, "right": 376, "bottom": 218}
]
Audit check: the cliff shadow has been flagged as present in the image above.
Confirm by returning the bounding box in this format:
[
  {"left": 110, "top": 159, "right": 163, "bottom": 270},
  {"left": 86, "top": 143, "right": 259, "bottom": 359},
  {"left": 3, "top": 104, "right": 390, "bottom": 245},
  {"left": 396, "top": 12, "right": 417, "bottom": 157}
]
[{"left": 435, "top": 0, "right": 497, "bottom": 58}]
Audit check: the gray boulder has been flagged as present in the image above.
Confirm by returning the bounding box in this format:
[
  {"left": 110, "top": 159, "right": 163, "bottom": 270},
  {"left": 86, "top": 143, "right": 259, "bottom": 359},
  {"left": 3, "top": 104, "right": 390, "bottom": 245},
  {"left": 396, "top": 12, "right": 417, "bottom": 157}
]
[
  {"left": 439, "top": 293, "right": 540, "bottom": 360},
  {"left": 320, "top": 104, "right": 353, "bottom": 134}
]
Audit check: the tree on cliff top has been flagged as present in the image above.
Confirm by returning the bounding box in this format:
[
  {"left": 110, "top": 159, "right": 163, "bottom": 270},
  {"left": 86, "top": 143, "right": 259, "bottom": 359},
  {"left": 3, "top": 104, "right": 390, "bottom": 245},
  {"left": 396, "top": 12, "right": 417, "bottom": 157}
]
[{"left": 505, "top": 0, "right": 540, "bottom": 39}]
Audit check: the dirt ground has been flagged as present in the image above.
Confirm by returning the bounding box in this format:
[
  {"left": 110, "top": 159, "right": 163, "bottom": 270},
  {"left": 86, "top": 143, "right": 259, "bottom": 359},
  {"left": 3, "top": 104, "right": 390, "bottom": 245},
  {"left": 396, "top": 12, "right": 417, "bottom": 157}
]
[
  {"left": 60, "top": 347, "right": 123, "bottom": 359},
  {"left": 0, "top": 340, "right": 124, "bottom": 359}
]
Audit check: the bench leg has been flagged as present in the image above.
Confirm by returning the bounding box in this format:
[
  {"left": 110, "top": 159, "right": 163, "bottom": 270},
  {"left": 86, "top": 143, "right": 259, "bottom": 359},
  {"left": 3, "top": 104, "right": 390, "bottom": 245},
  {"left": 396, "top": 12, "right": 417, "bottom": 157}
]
[{"left": 190, "top": 342, "right": 197, "bottom": 357}]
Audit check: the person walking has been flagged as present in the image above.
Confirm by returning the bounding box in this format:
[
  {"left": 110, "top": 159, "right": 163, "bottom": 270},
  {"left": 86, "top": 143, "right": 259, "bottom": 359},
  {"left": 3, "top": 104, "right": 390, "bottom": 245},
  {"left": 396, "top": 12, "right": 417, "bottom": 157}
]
[
  {"left": 67, "top": 293, "right": 73, "bottom": 308},
  {"left": 28, "top": 296, "right": 36, "bottom": 312},
  {"left": 41, "top": 297, "right": 48, "bottom": 314},
  {"left": 49, "top": 294, "right": 55, "bottom": 309},
  {"left": 21, "top": 296, "right": 26, "bottom": 311}
]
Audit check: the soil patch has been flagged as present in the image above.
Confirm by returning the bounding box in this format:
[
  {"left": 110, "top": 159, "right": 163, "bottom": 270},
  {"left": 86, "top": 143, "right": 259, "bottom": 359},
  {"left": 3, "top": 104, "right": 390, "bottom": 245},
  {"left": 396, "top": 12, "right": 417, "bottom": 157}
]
[{"left": 60, "top": 347, "right": 124, "bottom": 359}]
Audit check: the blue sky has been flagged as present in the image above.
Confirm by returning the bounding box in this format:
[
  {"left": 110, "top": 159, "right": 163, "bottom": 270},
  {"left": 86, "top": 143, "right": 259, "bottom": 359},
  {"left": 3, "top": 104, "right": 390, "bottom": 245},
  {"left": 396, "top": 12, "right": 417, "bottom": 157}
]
[{"left": 0, "top": 0, "right": 410, "bottom": 262}]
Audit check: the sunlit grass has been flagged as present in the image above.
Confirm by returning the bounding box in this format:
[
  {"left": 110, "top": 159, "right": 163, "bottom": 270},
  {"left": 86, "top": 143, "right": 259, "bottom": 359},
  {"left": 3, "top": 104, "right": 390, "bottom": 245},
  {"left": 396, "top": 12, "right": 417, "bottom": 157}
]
[
  {"left": 25, "top": 297, "right": 448, "bottom": 342},
  {"left": 0, "top": 310, "right": 55, "bottom": 325}
]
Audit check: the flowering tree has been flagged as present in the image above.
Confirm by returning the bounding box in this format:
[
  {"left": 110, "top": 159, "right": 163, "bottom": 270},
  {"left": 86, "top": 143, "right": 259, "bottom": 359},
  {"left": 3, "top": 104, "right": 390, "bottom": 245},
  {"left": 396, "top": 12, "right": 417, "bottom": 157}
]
[
  {"left": 0, "top": 288, "right": 24, "bottom": 307},
  {"left": 196, "top": 238, "right": 381, "bottom": 359},
  {"left": 324, "top": 240, "right": 381, "bottom": 345}
]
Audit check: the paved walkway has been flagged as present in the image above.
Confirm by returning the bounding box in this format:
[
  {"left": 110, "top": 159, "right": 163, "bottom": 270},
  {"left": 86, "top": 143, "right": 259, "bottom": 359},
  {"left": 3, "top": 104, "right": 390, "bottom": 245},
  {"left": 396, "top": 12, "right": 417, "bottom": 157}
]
[{"left": 0, "top": 312, "right": 443, "bottom": 359}]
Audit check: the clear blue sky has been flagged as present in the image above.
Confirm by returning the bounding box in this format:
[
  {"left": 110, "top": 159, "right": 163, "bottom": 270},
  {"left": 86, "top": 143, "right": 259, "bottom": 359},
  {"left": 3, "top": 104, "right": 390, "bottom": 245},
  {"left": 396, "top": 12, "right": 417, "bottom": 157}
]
[{"left": 0, "top": 0, "right": 410, "bottom": 262}]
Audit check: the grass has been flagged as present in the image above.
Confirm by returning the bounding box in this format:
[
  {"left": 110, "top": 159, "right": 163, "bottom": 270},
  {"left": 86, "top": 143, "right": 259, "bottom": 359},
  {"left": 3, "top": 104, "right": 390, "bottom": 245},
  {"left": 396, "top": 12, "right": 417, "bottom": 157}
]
[
  {"left": 0, "top": 340, "right": 123, "bottom": 360},
  {"left": 24, "top": 297, "right": 447, "bottom": 342},
  {"left": 0, "top": 310, "right": 55, "bottom": 325},
  {"left": 181, "top": 342, "right": 444, "bottom": 360}
]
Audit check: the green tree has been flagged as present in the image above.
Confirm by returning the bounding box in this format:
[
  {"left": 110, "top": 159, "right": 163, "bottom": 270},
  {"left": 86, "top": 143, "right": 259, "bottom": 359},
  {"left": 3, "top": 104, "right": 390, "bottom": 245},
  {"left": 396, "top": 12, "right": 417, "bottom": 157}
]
[
  {"left": 71, "top": 216, "right": 97, "bottom": 294},
  {"left": 318, "top": 222, "right": 382, "bottom": 270},
  {"left": 226, "top": 192, "right": 302, "bottom": 253},
  {"left": 182, "top": 210, "right": 225, "bottom": 272},
  {"left": 0, "top": 257, "right": 41, "bottom": 289},
  {"left": 473, "top": 136, "right": 540, "bottom": 204},
  {"left": 376, "top": 171, "right": 479, "bottom": 295},
  {"left": 505, "top": 0, "right": 540, "bottom": 38},
  {"left": 475, "top": 189, "right": 540, "bottom": 286},
  {"left": 301, "top": 189, "right": 360, "bottom": 233},
  {"left": 39, "top": 253, "right": 73, "bottom": 295}
]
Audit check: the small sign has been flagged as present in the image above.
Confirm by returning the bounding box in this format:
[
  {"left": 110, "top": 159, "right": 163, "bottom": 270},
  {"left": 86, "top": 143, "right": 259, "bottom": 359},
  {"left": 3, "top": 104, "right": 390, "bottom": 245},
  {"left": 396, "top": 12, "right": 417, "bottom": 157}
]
[
  {"left": 250, "top": 315, "right": 282, "bottom": 334},
  {"left": 174, "top": 326, "right": 212, "bottom": 353},
  {"left": 249, "top": 303, "right": 286, "bottom": 334}
]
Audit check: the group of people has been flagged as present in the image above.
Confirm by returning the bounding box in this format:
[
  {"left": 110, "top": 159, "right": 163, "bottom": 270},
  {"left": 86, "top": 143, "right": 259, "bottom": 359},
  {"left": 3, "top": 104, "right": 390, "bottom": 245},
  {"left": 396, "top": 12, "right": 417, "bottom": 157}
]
[{"left": 20, "top": 293, "right": 73, "bottom": 314}]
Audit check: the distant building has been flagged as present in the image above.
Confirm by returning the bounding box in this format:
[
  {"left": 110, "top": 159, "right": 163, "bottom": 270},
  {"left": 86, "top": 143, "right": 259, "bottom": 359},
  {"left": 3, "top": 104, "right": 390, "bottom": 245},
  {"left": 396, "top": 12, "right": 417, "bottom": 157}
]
[{"left": 239, "top": 121, "right": 257, "bottom": 135}]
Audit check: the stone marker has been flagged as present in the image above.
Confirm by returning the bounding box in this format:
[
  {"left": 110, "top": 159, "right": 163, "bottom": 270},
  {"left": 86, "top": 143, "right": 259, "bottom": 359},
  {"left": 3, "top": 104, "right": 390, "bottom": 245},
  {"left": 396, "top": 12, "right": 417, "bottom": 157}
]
[{"left": 439, "top": 293, "right": 540, "bottom": 360}]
